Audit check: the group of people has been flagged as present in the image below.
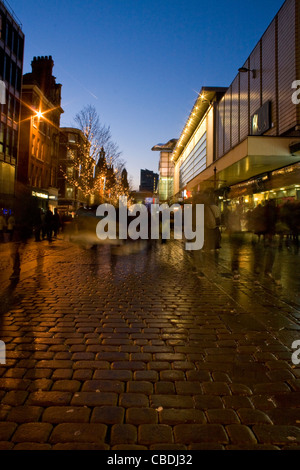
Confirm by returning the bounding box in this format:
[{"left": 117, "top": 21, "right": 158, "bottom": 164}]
[
  {"left": 32, "top": 207, "right": 61, "bottom": 242},
  {"left": 0, "top": 205, "right": 62, "bottom": 244},
  {"left": 222, "top": 199, "right": 300, "bottom": 248}
]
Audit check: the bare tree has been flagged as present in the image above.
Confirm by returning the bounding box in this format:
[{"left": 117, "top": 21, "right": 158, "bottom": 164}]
[
  {"left": 74, "top": 105, "right": 123, "bottom": 167},
  {"left": 61, "top": 105, "right": 129, "bottom": 204}
]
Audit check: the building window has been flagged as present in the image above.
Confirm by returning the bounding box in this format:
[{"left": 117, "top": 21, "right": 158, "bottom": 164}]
[
  {"left": 67, "top": 149, "right": 75, "bottom": 160},
  {"left": 18, "top": 37, "right": 23, "bottom": 61},
  {"left": 66, "top": 185, "right": 74, "bottom": 198},
  {"left": 5, "top": 127, "right": 11, "bottom": 156},
  {"left": 0, "top": 124, "right": 4, "bottom": 153},
  {"left": 68, "top": 133, "right": 77, "bottom": 143},
  {"left": 66, "top": 166, "right": 73, "bottom": 177}
]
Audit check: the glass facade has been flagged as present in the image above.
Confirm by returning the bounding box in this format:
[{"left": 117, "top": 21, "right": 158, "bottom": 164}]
[{"left": 179, "top": 132, "right": 206, "bottom": 188}]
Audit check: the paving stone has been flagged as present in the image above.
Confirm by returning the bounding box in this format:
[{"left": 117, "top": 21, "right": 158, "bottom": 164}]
[
  {"left": 82, "top": 380, "right": 124, "bottom": 393},
  {"left": 134, "top": 371, "right": 158, "bottom": 381},
  {"left": 253, "top": 425, "right": 300, "bottom": 444},
  {"left": 119, "top": 393, "right": 149, "bottom": 408},
  {"left": 226, "top": 444, "right": 280, "bottom": 450},
  {"left": 226, "top": 424, "right": 257, "bottom": 444},
  {"left": 253, "top": 383, "right": 291, "bottom": 394},
  {"left": 111, "top": 444, "right": 148, "bottom": 450},
  {"left": 186, "top": 370, "right": 211, "bottom": 382},
  {"left": 174, "top": 424, "right": 229, "bottom": 444},
  {"left": 138, "top": 424, "right": 173, "bottom": 445},
  {"left": 0, "top": 442, "right": 14, "bottom": 450},
  {"left": 223, "top": 396, "right": 253, "bottom": 409},
  {"left": 111, "top": 424, "right": 137, "bottom": 445},
  {"left": 272, "top": 392, "right": 300, "bottom": 408},
  {"left": 126, "top": 407, "right": 158, "bottom": 425},
  {"left": 126, "top": 381, "right": 153, "bottom": 394},
  {"left": 13, "top": 443, "right": 52, "bottom": 450},
  {"left": 188, "top": 443, "right": 225, "bottom": 450},
  {"left": 155, "top": 382, "right": 175, "bottom": 394},
  {"left": 73, "top": 361, "right": 110, "bottom": 369},
  {"left": 150, "top": 444, "right": 187, "bottom": 450},
  {"left": 91, "top": 406, "right": 125, "bottom": 424},
  {"left": 160, "top": 409, "right": 206, "bottom": 425},
  {"left": 201, "top": 381, "right": 231, "bottom": 395},
  {"left": 0, "top": 422, "right": 17, "bottom": 440},
  {"left": 72, "top": 370, "right": 93, "bottom": 381},
  {"left": 229, "top": 383, "right": 253, "bottom": 396},
  {"left": 0, "top": 404, "right": 11, "bottom": 420},
  {"left": 267, "top": 408, "right": 300, "bottom": 425},
  {"left": 42, "top": 406, "right": 91, "bottom": 423},
  {"left": 251, "top": 395, "right": 276, "bottom": 410},
  {"left": 194, "top": 395, "right": 224, "bottom": 410},
  {"left": 237, "top": 409, "right": 273, "bottom": 424},
  {"left": 0, "top": 378, "right": 31, "bottom": 390},
  {"left": 11, "top": 423, "right": 53, "bottom": 443},
  {"left": 151, "top": 395, "right": 194, "bottom": 409},
  {"left": 2, "top": 391, "right": 28, "bottom": 406},
  {"left": 160, "top": 370, "right": 185, "bottom": 381},
  {"left": 49, "top": 423, "right": 107, "bottom": 444},
  {"left": 6, "top": 406, "right": 43, "bottom": 423},
  {"left": 93, "top": 370, "right": 132, "bottom": 381},
  {"left": 26, "top": 391, "right": 72, "bottom": 406},
  {"left": 71, "top": 392, "right": 118, "bottom": 407},
  {"left": 175, "top": 381, "right": 201, "bottom": 395},
  {"left": 51, "top": 380, "right": 81, "bottom": 392},
  {"left": 28, "top": 379, "right": 53, "bottom": 392},
  {"left": 52, "top": 369, "right": 73, "bottom": 380},
  {"left": 24, "top": 369, "right": 52, "bottom": 379},
  {"left": 206, "top": 409, "right": 240, "bottom": 424}
]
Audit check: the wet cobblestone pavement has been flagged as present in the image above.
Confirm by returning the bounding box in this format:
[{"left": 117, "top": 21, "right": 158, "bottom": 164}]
[{"left": 0, "top": 235, "right": 300, "bottom": 450}]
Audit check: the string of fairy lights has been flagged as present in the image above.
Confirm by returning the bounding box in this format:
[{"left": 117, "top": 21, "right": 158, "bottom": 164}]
[{"left": 60, "top": 126, "right": 131, "bottom": 205}]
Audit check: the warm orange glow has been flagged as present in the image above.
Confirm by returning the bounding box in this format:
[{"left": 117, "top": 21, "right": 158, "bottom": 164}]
[{"left": 36, "top": 110, "right": 43, "bottom": 119}]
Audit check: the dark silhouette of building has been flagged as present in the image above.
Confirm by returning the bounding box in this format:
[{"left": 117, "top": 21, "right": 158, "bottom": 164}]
[
  {"left": 0, "top": 1, "right": 24, "bottom": 210},
  {"left": 139, "top": 169, "right": 159, "bottom": 193},
  {"left": 17, "top": 56, "right": 63, "bottom": 211}
]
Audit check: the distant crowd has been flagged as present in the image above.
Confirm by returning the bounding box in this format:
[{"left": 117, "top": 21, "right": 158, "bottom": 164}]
[
  {"left": 0, "top": 205, "right": 62, "bottom": 244},
  {"left": 223, "top": 199, "right": 300, "bottom": 247}
]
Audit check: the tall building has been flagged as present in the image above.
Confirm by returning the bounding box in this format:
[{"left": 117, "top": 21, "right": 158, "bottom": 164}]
[
  {"left": 172, "top": 0, "right": 300, "bottom": 209},
  {"left": 152, "top": 139, "right": 177, "bottom": 202},
  {"left": 18, "top": 56, "right": 63, "bottom": 211},
  {"left": 0, "top": 0, "right": 24, "bottom": 210},
  {"left": 139, "top": 168, "right": 159, "bottom": 192}
]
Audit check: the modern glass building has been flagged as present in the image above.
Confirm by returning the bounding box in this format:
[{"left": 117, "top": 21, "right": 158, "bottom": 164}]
[
  {"left": 152, "top": 139, "right": 177, "bottom": 202},
  {"left": 0, "top": 0, "right": 24, "bottom": 210},
  {"left": 172, "top": 0, "right": 300, "bottom": 209}
]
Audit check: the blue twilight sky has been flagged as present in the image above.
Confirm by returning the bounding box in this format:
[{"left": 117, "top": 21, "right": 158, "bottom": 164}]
[{"left": 9, "top": 0, "right": 284, "bottom": 189}]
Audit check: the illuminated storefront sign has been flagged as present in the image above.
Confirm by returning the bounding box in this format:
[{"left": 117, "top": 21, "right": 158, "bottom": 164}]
[
  {"left": 32, "top": 191, "right": 48, "bottom": 199},
  {"left": 251, "top": 101, "right": 272, "bottom": 136}
]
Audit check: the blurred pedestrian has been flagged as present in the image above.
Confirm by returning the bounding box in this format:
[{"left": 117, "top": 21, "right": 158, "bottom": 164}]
[
  {"left": 53, "top": 208, "right": 61, "bottom": 238},
  {"left": 226, "top": 206, "right": 243, "bottom": 279},
  {"left": 0, "top": 210, "right": 7, "bottom": 242},
  {"left": 7, "top": 212, "right": 15, "bottom": 241},
  {"left": 44, "top": 207, "right": 53, "bottom": 242},
  {"left": 33, "top": 207, "right": 42, "bottom": 242}
]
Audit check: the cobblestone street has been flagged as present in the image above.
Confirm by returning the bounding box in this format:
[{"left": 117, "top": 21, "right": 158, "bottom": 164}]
[{"left": 0, "top": 236, "right": 300, "bottom": 450}]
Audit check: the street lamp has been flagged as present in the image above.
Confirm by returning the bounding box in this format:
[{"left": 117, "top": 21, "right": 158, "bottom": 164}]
[{"left": 238, "top": 67, "right": 257, "bottom": 79}]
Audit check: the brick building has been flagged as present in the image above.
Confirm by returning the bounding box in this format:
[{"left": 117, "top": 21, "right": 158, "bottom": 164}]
[{"left": 17, "top": 55, "right": 63, "bottom": 211}]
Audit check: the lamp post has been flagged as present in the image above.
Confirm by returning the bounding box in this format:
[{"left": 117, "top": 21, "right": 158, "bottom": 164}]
[{"left": 238, "top": 67, "right": 257, "bottom": 79}]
